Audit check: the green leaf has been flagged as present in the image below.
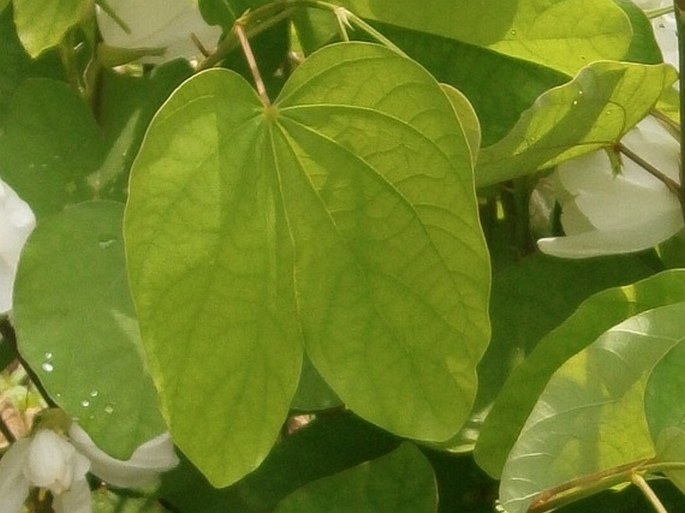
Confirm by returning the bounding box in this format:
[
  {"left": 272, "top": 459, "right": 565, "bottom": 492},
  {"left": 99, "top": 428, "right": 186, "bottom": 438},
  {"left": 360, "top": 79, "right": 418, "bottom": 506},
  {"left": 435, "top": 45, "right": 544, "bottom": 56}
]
[
  {"left": 339, "top": 0, "right": 632, "bottom": 75},
  {"left": 291, "top": 354, "right": 342, "bottom": 412},
  {"left": 498, "top": 302, "right": 685, "bottom": 513},
  {"left": 645, "top": 341, "right": 685, "bottom": 491},
  {"left": 125, "top": 42, "right": 489, "bottom": 486},
  {"left": 0, "top": 79, "right": 104, "bottom": 217},
  {"left": 441, "top": 84, "right": 480, "bottom": 167},
  {"left": 13, "top": 201, "right": 166, "bottom": 458},
  {"left": 366, "top": 22, "right": 569, "bottom": 147},
  {"left": 198, "top": 0, "right": 266, "bottom": 29},
  {"left": 12, "top": 0, "right": 90, "bottom": 58},
  {"left": 612, "top": 0, "right": 663, "bottom": 64},
  {"left": 163, "top": 412, "right": 401, "bottom": 513},
  {"left": 475, "top": 252, "right": 651, "bottom": 415},
  {"left": 476, "top": 61, "right": 676, "bottom": 186},
  {"left": 273, "top": 443, "right": 436, "bottom": 513},
  {"left": 476, "top": 269, "right": 685, "bottom": 478},
  {"left": 0, "top": 8, "right": 64, "bottom": 118},
  {"left": 92, "top": 490, "right": 165, "bottom": 513},
  {"left": 95, "top": 61, "right": 193, "bottom": 201}
]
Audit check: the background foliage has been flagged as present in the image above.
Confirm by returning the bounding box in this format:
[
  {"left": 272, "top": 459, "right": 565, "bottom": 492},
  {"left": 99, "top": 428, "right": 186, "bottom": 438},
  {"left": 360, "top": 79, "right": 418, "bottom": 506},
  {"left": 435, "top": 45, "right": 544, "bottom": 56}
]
[{"left": 1, "top": 0, "right": 685, "bottom": 512}]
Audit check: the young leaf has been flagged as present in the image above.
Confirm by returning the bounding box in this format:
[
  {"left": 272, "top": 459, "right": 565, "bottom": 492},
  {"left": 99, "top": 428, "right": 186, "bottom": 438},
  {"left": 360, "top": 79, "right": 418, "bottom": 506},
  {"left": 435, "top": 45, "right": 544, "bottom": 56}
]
[
  {"left": 125, "top": 42, "right": 489, "bottom": 486},
  {"left": 476, "top": 269, "right": 685, "bottom": 478},
  {"left": 12, "top": 0, "right": 90, "bottom": 58},
  {"left": 13, "top": 201, "right": 166, "bottom": 458},
  {"left": 273, "top": 443, "right": 436, "bottom": 513},
  {"left": 499, "top": 302, "right": 685, "bottom": 513},
  {"left": 476, "top": 61, "right": 676, "bottom": 186}
]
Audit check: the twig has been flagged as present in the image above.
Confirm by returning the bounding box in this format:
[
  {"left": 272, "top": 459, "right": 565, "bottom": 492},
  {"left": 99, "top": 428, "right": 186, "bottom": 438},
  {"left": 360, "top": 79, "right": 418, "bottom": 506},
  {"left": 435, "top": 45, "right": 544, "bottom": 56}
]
[
  {"left": 235, "top": 22, "right": 270, "bottom": 106},
  {"left": 631, "top": 472, "right": 669, "bottom": 513}
]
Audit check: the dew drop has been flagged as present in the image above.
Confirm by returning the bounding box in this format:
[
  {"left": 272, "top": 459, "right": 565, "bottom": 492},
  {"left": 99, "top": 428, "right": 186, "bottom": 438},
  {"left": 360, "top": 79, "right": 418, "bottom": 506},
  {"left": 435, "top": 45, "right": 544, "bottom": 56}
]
[
  {"left": 44, "top": 352, "right": 53, "bottom": 360},
  {"left": 577, "top": 90, "right": 584, "bottom": 96},
  {"left": 81, "top": 400, "right": 90, "bottom": 408},
  {"left": 104, "top": 405, "right": 114, "bottom": 414},
  {"left": 41, "top": 362, "right": 54, "bottom": 372},
  {"left": 571, "top": 100, "right": 579, "bottom": 106},
  {"left": 89, "top": 390, "right": 99, "bottom": 398},
  {"left": 510, "top": 28, "right": 517, "bottom": 35},
  {"left": 98, "top": 238, "right": 116, "bottom": 249}
]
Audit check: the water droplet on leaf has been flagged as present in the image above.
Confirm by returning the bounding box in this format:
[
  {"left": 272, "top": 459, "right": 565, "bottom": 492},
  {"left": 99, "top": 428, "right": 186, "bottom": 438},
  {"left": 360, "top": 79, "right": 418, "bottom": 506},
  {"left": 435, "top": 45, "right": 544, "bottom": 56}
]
[
  {"left": 104, "top": 405, "right": 114, "bottom": 414},
  {"left": 98, "top": 239, "right": 116, "bottom": 249},
  {"left": 41, "top": 362, "right": 54, "bottom": 372},
  {"left": 81, "top": 400, "right": 90, "bottom": 408},
  {"left": 90, "top": 390, "right": 99, "bottom": 398}
]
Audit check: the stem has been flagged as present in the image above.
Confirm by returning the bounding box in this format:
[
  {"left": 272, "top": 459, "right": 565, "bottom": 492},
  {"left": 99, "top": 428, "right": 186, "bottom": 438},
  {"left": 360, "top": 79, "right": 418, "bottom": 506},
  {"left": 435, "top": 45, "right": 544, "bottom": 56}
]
[
  {"left": 675, "top": 0, "right": 685, "bottom": 221},
  {"left": 527, "top": 458, "right": 685, "bottom": 512},
  {"left": 197, "top": 3, "right": 294, "bottom": 71},
  {"left": 0, "top": 414, "right": 16, "bottom": 444},
  {"left": 647, "top": 6, "right": 675, "bottom": 19},
  {"left": 235, "top": 23, "right": 270, "bottom": 106},
  {"left": 529, "top": 458, "right": 652, "bottom": 512},
  {"left": 632, "top": 472, "right": 669, "bottom": 513},
  {"left": 334, "top": 6, "right": 351, "bottom": 41},
  {"left": 618, "top": 143, "right": 681, "bottom": 194},
  {"left": 197, "top": 0, "right": 408, "bottom": 71},
  {"left": 58, "top": 36, "right": 85, "bottom": 97}
]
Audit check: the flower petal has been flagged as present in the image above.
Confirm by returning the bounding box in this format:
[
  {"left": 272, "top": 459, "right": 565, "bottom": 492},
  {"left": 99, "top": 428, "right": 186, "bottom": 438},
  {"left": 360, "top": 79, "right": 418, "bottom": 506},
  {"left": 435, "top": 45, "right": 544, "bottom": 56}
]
[
  {"left": 69, "top": 424, "right": 179, "bottom": 489},
  {"left": 52, "top": 476, "right": 92, "bottom": 513},
  {"left": 0, "top": 439, "right": 32, "bottom": 513},
  {"left": 538, "top": 209, "right": 684, "bottom": 258},
  {"left": 25, "top": 429, "right": 90, "bottom": 494},
  {"left": 0, "top": 179, "right": 36, "bottom": 313},
  {"left": 96, "top": 0, "right": 221, "bottom": 64},
  {"left": 622, "top": 116, "right": 680, "bottom": 183}
]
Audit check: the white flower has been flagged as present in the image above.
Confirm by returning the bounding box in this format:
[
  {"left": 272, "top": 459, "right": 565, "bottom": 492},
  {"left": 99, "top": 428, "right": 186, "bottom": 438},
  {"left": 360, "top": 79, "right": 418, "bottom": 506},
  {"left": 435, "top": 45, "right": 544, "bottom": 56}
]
[
  {"left": 0, "top": 429, "right": 91, "bottom": 513},
  {"left": 96, "top": 0, "right": 222, "bottom": 64},
  {"left": 0, "top": 179, "right": 35, "bottom": 314},
  {"left": 537, "top": 116, "right": 683, "bottom": 258},
  {"left": 69, "top": 424, "right": 179, "bottom": 489},
  {"left": 0, "top": 425, "right": 179, "bottom": 513}
]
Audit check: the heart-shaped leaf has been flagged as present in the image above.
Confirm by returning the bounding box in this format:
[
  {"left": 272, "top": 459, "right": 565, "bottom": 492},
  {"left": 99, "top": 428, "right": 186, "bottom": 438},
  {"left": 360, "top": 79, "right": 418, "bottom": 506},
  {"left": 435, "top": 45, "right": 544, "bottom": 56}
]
[{"left": 125, "top": 42, "right": 490, "bottom": 486}]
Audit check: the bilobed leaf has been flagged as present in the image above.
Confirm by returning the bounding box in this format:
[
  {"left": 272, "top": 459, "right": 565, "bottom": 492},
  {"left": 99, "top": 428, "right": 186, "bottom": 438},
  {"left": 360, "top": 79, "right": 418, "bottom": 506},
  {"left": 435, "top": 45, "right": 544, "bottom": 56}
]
[
  {"left": 476, "top": 269, "right": 685, "bottom": 478},
  {"left": 13, "top": 201, "right": 166, "bottom": 458},
  {"left": 645, "top": 341, "right": 685, "bottom": 491},
  {"left": 0, "top": 79, "right": 104, "bottom": 217},
  {"left": 476, "top": 61, "right": 676, "bottom": 186},
  {"left": 339, "top": 0, "right": 632, "bottom": 75},
  {"left": 499, "top": 302, "right": 685, "bottom": 513},
  {"left": 12, "top": 0, "right": 90, "bottom": 58},
  {"left": 273, "top": 443, "right": 436, "bottom": 513},
  {"left": 125, "top": 42, "right": 489, "bottom": 486}
]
